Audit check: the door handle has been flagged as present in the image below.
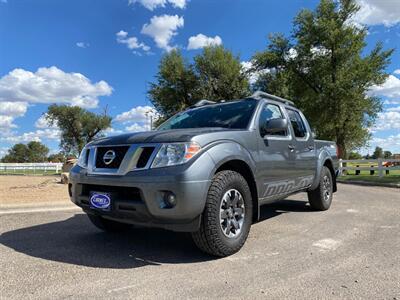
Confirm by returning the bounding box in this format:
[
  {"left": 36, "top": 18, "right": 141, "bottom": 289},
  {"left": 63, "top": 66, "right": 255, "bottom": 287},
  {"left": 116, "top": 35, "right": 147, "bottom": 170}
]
[
  {"left": 288, "top": 144, "right": 295, "bottom": 152},
  {"left": 308, "top": 145, "right": 314, "bottom": 151}
]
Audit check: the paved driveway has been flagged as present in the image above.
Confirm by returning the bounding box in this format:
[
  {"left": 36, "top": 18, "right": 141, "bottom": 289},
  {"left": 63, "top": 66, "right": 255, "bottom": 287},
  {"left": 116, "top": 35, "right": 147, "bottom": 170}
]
[{"left": 0, "top": 184, "right": 399, "bottom": 299}]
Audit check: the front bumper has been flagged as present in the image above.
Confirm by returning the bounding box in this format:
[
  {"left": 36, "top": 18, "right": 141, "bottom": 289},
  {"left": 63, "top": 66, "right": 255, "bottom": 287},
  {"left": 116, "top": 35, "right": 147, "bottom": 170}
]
[{"left": 69, "top": 152, "right": 215, "bottom": 232}]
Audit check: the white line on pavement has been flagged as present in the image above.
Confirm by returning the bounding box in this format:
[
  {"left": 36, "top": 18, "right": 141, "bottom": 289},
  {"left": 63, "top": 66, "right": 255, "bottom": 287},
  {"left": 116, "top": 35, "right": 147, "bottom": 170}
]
[{"left": 0, "top": 206, "right": 81, "bottom": 215}]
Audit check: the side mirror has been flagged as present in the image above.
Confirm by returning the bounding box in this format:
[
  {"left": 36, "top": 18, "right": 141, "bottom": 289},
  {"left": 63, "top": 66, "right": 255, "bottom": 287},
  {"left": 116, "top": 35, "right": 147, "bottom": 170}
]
[{"left": 263, "top": 118, "right": 288, "bottom": 136}]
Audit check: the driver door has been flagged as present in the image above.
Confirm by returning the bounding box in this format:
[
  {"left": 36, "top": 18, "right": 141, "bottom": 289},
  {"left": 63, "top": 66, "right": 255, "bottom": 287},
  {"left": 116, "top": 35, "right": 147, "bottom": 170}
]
[{"left": 256, "top": 102, "right": 296, "bottom": 201}]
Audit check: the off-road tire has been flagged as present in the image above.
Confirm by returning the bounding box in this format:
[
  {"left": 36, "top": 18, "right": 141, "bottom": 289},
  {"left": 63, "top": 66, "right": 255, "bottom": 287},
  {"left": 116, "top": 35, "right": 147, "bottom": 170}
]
[
  {"left": 307, "top": 166, "right": 333, "bottom": 211},
  {"left": 87, "top": 214, "right": 132, "bottom": 232},
  {"left": 192, "top": 170, "right": 253, "bottom": 257}
]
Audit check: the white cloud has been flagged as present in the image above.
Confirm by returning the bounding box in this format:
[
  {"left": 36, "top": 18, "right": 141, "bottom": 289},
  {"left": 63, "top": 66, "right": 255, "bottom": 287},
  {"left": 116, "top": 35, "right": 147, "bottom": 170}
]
[
  {"left": 0, "top": 101, "right": 28, "bottom": 129},
  {"left": 241, "top": 61, "right": 271, "bottom": 85},
  {"left": 0, "top": 116, "right": 16, "bottom": 129},
  {"left": 310, "top": 46, "right": 331, "bottom": 56},
  {"left": 0, "top": 66, "right": 113, "bottom": 109},
  {"left": 0, "top": 147, "right": 8, "bottom": 158},
  {"left": 372, "top": 111, "right": 400, "bottom": 131},
  {"left": 394, "top": 69, "right": 400, "bottom": 75},
  {"left": 387, "top": 106, "right": 400, "bottom": 112},
  {"left": 187, "top": 34, "right": 222, "bottom": 50},
  {"left": 76, "top": 42, "right": 89, "bottom": 48},
  {"left": 115, "top": 106, "right": 158, "bottom": 132},
  {"left": 353, "top": 0, "right": 400, "bottom": 27},
  {"left": 104, "top": 127, "right": 124, "bottom": 136},
  {"left": 0, "top": 101, "right": 28, "bottom": 117},
  {"left": 125, "top": 122, "right": 150, "bottom": 132},
  {"left": 115, "top": 105, "right": 157, "bottom": 123},
  {"left": 35, "top": 114, "right": 59, "bottom": 129},
  {"left": 169, "top": 0, "right": 186, "bottom": 9},
  {"left": 0, "top": 129, "right": 61, "bottom": 143},
  {"left": 116, "top": 30, "right": 150, "bottom": 53},
  {"left": 141, "top": 15, "right": 184, "bottom": 51},
  {"left": 367, "top": 134, "right": 400, "bottom": 154},
  {"left": 383, "top": 99, "right": 400, "bottom": 105},
  {"left": 128, "top": 0, "right": 188, "bottom": 10},
  {"left": 369, "top": 75, "right": 400, "bottom": 99}
]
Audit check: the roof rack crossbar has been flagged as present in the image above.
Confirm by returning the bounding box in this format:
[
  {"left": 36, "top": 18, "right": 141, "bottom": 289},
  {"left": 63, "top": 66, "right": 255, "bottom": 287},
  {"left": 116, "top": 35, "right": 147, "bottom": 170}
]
[
  {"left": 190, "top": 99, "right": 217, "bottom": 108},
  {"left": 250, "top": 91, "right": 295, "bottom": 106}
]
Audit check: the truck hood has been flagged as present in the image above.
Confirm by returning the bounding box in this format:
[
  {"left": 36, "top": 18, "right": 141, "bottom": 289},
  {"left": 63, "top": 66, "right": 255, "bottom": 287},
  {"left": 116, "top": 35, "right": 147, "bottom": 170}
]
[{"left": 89, "top": 128, "right": 239, "bottom": 146}]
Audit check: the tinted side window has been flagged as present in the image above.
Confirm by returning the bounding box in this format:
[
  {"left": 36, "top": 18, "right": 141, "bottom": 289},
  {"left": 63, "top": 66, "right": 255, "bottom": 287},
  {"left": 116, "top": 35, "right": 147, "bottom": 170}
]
[
  {"left": 259, "top": 104, "right": 286, "bottom": 136},
  {"left": 287, "top": 109, "right": 307, "bottom": 138}
]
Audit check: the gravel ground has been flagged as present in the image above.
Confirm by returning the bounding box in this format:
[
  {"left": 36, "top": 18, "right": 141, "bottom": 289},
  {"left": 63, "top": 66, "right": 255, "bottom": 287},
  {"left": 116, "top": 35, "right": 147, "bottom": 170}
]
[
  {"left": 0, "top": 176, "right": 69, "bottom": 206},
  {"left": 0, "top": 184, "right": 399, "bottom": 299}
]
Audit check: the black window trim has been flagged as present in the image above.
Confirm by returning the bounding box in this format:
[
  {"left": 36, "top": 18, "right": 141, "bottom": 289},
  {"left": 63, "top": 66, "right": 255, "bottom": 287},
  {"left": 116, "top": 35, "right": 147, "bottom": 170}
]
[
  {"left": 285, "top": 107, "right": 310, "bottom": 141},
  {"left": 259, "top": 101, "right": 292, "bottom": 140}
]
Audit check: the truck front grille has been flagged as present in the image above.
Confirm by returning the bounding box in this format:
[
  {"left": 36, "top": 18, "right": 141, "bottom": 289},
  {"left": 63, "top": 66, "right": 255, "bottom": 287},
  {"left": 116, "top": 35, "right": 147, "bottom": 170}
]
[
  {"left": 136, "top": 147, "right": 155, "bottom": 168},
  {"left": 95, "top": 146, "right": 129, "bottom": 169}
]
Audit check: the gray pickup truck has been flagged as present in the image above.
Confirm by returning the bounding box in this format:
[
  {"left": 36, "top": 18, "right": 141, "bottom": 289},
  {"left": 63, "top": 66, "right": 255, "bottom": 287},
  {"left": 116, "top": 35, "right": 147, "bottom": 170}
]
[{"left": 69, "top": 91, "right": 339, "bottom": 257}]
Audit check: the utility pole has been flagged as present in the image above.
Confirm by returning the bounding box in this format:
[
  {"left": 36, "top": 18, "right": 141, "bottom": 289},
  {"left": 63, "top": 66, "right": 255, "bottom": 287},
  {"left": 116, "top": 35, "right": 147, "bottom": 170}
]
[{"left": 145, "top": 110, "right": 153, "bottom": 131}]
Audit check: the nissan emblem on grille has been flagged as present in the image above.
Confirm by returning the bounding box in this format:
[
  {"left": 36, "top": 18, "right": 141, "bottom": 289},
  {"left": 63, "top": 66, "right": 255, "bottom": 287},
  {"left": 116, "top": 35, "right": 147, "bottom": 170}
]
[{"left": 103, "top": 150, "right": 116, "bottom": 165}]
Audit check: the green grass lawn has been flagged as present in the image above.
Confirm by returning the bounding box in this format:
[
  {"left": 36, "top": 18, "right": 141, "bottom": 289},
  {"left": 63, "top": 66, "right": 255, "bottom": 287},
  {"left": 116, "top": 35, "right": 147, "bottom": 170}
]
[
  {"left": 337, "top": 162, "right": 400, "bottom": 185},
  {"left": 339, "top": 174, "right": 400, "bottom": 184},
  {"left": 0, "top": 169, "right": 61, "bottom": 176},
  {"left": 340, "top": 165, "right": 400, "bottom": 184}
]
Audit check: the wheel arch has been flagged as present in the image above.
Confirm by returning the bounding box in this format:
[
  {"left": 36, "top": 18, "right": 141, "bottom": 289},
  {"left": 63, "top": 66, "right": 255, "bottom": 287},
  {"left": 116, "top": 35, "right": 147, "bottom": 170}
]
[
  {"left": 310, "top": 147, "right": 338, "bottom": 192},
  {"left": 215, "top": 159, "right": 259, "bottom": 222},
  {"left": 323, "top": 158, "right": 337, "bottom": 192}
]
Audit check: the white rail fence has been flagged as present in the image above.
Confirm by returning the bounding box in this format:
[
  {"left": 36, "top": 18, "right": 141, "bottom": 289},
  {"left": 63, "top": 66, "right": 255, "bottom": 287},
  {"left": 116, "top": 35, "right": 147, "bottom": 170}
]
[
  {"left": 339, "top": 159, "right": 400, "bottom": 178},
  {"left": 1, "top": 160, "right": 399, "bottom": 177},
  {"left": 0, "top": 163, "right": 63, "bottom": 175}
]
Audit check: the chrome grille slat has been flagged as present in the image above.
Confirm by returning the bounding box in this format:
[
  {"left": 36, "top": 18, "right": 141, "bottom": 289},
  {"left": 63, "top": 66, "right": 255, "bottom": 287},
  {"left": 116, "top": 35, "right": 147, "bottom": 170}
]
[{"left": 86, "top": 143, "right": 160, "bottom": 176}]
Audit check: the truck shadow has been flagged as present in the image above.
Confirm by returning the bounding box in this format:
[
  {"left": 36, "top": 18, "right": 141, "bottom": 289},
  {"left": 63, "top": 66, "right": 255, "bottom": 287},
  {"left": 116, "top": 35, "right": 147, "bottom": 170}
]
[
  {"left": 258, "top": 199, "right": 312, "bottom": 222},
  {"left": 0, "top": 199, "right": 309, "bottom": 269}
]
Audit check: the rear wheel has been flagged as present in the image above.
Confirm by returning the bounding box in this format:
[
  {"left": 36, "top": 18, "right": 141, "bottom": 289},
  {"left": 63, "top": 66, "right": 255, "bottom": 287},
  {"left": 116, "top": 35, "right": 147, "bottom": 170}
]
[
  {"left": 87, "top": 214, "right": 132, "bottom": 232},
  {"left": 307, "top": 166, "right": 333, "bottom": 211},
  {"left": 192, "top": 170, "right": 253, "bottom": 257}
]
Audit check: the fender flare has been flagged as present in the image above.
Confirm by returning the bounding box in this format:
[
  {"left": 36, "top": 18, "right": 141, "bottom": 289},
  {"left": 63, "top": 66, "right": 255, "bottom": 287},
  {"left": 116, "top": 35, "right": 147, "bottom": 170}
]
[
  {"left": 310, "top": 149, "right": 335, "bottom": 191},
  {"left": 205, "top": 141, "right": 260, "bottom": 221}
]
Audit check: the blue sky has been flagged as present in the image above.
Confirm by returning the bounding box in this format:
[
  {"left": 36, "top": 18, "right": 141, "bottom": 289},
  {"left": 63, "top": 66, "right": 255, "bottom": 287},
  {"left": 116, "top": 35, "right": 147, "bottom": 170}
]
[{"left": 0, "top": 0, "right": 399, "bottom": 157}]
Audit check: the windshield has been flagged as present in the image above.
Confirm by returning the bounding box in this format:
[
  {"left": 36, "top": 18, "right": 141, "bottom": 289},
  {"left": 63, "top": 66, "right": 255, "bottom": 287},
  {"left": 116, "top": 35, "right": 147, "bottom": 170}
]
[{"left": 158, "top": 99, "right": 258, "bottom": 130}]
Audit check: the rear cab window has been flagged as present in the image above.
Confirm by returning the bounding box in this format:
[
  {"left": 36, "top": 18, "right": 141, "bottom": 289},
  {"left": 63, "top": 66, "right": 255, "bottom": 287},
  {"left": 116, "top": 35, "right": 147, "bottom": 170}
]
[{"left": 286, "top": 109, "right": 308, "bottom": 139}]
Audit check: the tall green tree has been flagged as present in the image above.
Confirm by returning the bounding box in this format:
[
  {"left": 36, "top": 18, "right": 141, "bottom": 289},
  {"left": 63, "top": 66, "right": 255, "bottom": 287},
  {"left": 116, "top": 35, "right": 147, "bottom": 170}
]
[
  {"left": 27, "top": 141, "right": 49, "bottom": 162},
  {"left": 1, "top": 141, "right": 49, "bottom": 163},
  {"left": 194, "top": 46, "right": 250, "bottom": 101},
  {"left": 1, "top": 144, "right": 29, "bottom": 162},
  {"left": 148, "top": 46, "right": 250, "bottom": 121},
  {"left": 348, "top": 151, "right": 362, "bottom": 160},
  {"left": 383, "top": 150, "right": 392, "bottom": 159},
  {"left": 252, "top": 0, "right": 393, "bottom": 158},
  {"left": 46, "top": 105, "right": 112, "bottom": 155},
  {"left": 47, "top": 152, "right": 67, "bottom": 163},
  {"left": 372, "top": 146, "right": 383, "bottom": 159},
  {"left": 148, "top": 50, "right": 200, "bottom": 119}
]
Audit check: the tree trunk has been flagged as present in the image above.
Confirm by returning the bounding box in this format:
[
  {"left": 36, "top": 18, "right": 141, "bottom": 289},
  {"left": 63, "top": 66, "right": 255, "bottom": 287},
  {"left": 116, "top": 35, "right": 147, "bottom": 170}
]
[{"left": 337, "top": 142, "right": 347, "bottom": 159}]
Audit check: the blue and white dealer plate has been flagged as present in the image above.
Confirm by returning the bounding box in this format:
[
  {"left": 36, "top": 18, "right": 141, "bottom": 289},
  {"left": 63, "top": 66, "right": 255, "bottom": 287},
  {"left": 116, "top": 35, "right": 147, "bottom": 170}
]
[{"left": 89, "top": 192, "right": 111, "bottom": 210}]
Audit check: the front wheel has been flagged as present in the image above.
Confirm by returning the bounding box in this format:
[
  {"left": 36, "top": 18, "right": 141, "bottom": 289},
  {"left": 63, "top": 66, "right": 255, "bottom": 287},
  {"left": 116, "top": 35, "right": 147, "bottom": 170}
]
[
  {"left": 307, "top": 166, "right": 333, "bottom": 211},
  {"left": 191, "top": 170, "right": 253, "bottom": 257}
]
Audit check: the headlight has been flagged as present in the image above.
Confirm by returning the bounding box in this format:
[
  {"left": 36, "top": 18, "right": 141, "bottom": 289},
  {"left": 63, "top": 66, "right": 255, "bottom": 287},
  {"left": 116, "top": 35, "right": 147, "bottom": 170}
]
[
  {"left": 77, "top": 147, "right": 90, "bottom": 168},
  {"left": 151, "top": 142, "right": 201, "bottom": 168}
]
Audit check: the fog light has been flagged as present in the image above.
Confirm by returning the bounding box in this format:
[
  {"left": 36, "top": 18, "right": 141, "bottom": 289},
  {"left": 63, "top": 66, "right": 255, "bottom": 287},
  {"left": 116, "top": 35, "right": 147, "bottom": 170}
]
[{"left": 163, "top": 191, "right": 177, "bottom": 208}]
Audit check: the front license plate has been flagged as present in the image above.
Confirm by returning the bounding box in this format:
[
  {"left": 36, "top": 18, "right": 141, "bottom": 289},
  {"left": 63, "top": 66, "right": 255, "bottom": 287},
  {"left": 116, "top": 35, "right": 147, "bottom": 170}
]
[{"left": 89, "top": 192, "right": 111, "bottom": 211}]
